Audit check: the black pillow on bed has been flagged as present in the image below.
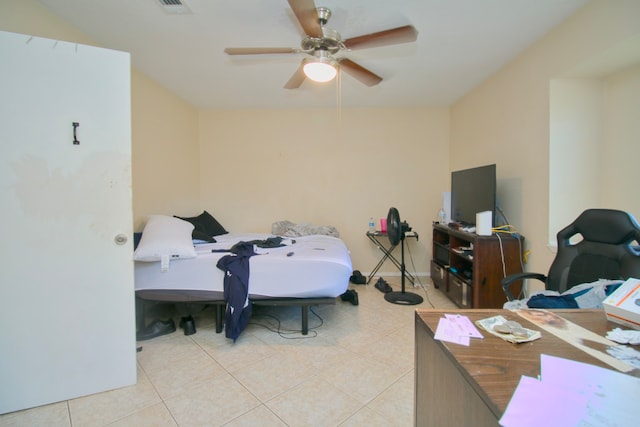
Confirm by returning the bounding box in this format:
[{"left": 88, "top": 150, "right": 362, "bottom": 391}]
[{"left": 175, "top": 210, "right": 228, "bottom": 242}]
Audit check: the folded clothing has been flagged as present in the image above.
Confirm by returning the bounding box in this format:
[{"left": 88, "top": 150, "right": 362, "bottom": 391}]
[{"left": 504, "top": 279, "right": 623, "bottom": 310}]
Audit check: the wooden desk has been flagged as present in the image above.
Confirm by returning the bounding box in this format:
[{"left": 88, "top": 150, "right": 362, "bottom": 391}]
[{"left": 414, "top": 309, "right": 640, "bottom": 426}]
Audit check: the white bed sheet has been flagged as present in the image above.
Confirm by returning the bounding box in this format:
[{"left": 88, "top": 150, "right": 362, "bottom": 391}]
[{"left": 134, "top": 233, "right": 352, "bottom": 299}]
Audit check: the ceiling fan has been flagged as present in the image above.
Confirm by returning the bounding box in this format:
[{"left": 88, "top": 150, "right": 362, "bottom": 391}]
[{"left": 224, "top": 0, "right": 418, "bottom": 89}]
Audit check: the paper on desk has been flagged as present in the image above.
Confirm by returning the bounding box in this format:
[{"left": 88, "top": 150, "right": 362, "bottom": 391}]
[
  {"left": 445, "top": 313, "right": 484, "bottom": 338},
  {"left": 434, "top": 314, "right": 483, "bottom": 346},
  {"left": 499, "top": 376, "right": 589, "bottom": 427},
  {"left": 500, "top": 354, "right": 640, "bottom": 427},
  {"left": 540, "top": 354, "right": 639, "bottom": 426}
]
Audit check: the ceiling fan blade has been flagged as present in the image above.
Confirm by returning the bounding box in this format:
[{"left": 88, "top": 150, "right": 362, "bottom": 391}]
[
  {"left": 287, "top": 0, "right": 322, "bottom": 38},
  {"left": 284, "top": 63, "right": 306, "bottom": 89},
  {"left": 343, "top": 25, "right": 418, "bottom": 50},
  {"left": 338, "top": 58, "right": 382, "bottom": 87},
  {"left": 224, "top": 47, "right": 299, "bottom": 55}
]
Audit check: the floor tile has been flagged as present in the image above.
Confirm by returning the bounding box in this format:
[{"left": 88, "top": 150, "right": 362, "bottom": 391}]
[
  {"left": 350, "top": 326, "right": 415, "bottom": 371},
  {"left": 319, "top": 352, "right": 408, "bottom": 404},
  {"left": 338, "top": 406, "right": 395, "bottom": 427},
  {"left": 231, "top": 352, "right": 314, "bottom": 402},
  {"left": 223, "top": 404, "right": 287, "bottom": 427},
  {"left": 68, "top": 365, "right": 160, "bottom": 426},
  {"left": 0, "top": 401, "right": 70, "bottom": 427},
  {"left": 265, "top": 376, "right": 362, "bottom": 427},
  {"left": 136, "top": 332, "right": 203, "bottom": 372},
  {"left": 141, "top": 347, "right": 228, "bottom": 400},
  {"left": 108, "top": 402, "right": 178, "bottom": 427},
  {"left": 194, "top": 327, "right": 279, "bottom": 373},
  {"left": 367, "top": 370, "right": 415, "bottom": 426},
  {"left": 164, "top": 373, "right": 260, "bottom": 427},
  {"left": 1, "top": 276, "right": 458, "bottom": 427}
]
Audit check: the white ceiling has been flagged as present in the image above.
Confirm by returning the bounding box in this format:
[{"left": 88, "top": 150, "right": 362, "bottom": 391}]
[{"left": 36, "top": 0, "right": 588, "bottom": 109}]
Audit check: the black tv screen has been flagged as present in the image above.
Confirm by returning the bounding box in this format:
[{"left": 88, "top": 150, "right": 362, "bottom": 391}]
[{"left": 451, "top": 164, "right": 496, "bottom": 226}]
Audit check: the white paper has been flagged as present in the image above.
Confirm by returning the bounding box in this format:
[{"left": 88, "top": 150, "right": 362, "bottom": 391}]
[
  {"left": 445, "top": 313, "right": 484, "bottom": 338},
  {"left": 499, "top": 376, "right": 588, "bottom": 427},
  {"left": 434, "top": 314, "right": 484, "bottom": 346},
  {"left": 500, "top": 354, "right": 640, "bottom": 426},
  {"left": 434, "top": 317, "right": 470, "bottom": 346},
  {"left": 540, "top": 354, "right": 640, "bottom": 426}
]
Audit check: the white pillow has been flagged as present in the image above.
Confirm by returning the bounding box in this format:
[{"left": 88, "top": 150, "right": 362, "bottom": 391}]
[{"left": 133, "top": 215, "right": 196, "bottom": 269}]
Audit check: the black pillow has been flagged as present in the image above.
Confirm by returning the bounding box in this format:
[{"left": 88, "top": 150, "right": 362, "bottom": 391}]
[{"left": 175, "top": 210, "right": 228, "bottom": 242}]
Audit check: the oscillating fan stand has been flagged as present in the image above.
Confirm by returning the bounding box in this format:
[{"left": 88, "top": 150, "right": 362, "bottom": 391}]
[{"left": 384, "top": 207, "right": 423, "bottom": 305}]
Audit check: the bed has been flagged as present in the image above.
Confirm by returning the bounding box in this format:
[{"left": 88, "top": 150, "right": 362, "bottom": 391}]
[{"left": 133, "top": 213, "right": 352, "bottom": 338}]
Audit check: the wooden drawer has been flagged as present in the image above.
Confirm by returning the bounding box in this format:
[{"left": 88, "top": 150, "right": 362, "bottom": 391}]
[
  {"left": 448, "top": 273, "right": 472, "bottom": 308},
  {"left": 430, "top": 261, "right": 447, "bottom": 290}
]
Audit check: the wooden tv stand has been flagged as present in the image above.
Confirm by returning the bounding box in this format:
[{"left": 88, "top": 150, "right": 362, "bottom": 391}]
[{"left": 430, "top": 224, "right": 524, "bottom": 308}]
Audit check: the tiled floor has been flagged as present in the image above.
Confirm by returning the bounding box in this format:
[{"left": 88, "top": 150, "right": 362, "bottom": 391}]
[{"left": 0, "top": 277, "right": 456, "bottom": 427}]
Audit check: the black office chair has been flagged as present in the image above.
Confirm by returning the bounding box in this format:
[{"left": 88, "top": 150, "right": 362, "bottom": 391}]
[{"left": 502, "top": 208, "right": 640, "bottom": 301}]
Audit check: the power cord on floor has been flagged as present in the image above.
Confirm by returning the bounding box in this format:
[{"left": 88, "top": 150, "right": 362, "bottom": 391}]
[
  {"left": 247, "top": 306, "right": 323, "bottom": 339},
  {"left": 406, "top": 243, "right": 436, "bottom": 308}
]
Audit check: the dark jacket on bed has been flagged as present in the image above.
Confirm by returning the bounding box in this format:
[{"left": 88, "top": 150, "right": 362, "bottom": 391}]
[{"left": 216, "top": 242, "right": 256, "bottom": 341}]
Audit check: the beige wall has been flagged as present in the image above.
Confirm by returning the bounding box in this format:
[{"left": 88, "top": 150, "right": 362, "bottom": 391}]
[
  {"left": 198, "top": 107, "right": 450, "bottom": 275},
  {"left": 0, "top": 0, "right": 202, "bottom": 231},
  {"left": 450, "top": 0, "right": 640, "bottom": 286},
  {"left": 602, "top": 64, "right": 640, "bottom": 214},
  {"left": 0, "top": 0, "right": 448, "bottom": 277},
  {"left": 0, "top": 0, "right": 93, "bottom": 45},
  {"left": 549, "top": 65, "right": 640, "bottom": 246},
  {"left": 5, "top": 0, "right": 640, "bottom": 283},
  {"left": 130, "top": 71, "right": 200, "bottom": 230},
  {"left": 549, "top": 78, "right": 604, "bottom": 242}
]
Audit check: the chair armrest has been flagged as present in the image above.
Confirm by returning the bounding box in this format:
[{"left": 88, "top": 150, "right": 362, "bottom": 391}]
[{"left": 501, "top": 272, "right": 547, "bottom": 301}]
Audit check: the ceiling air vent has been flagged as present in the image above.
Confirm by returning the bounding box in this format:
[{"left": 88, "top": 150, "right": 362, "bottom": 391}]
[{"left": 156, "top": 0, "right": 191, "bottom": 14}]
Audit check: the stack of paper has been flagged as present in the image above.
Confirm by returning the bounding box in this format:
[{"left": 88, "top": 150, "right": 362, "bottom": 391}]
[
  {"left": 433, "top": 313, "right": 484, "bottom": 346},
  {"left": 500, "top": 354, "right": 639, "bottom": 427}
]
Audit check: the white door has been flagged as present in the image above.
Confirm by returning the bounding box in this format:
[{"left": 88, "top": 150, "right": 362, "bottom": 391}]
[{"left": 0, "top": 31, "right": 136, "bottom": 414}]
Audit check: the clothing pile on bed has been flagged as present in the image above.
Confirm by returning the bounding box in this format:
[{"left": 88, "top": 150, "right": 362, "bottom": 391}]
[{"left": 271, "top": 220, "right": 340, "bottom": 238}]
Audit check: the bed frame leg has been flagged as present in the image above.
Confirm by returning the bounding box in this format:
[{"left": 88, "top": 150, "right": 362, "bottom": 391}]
[
  {"left": 301, "top": 305, "right": 309, "bottom": 335},
  {"left": 135, "top": 296, "right": 145, "bottom": 332},
  {"left": 215, "top": 303, "right": 223, "bottom": 334}
]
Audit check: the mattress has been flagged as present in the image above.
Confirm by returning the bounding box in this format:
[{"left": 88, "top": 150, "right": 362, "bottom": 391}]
[{"left": 135, "top": 233, "right": 352, "bottom": 301}]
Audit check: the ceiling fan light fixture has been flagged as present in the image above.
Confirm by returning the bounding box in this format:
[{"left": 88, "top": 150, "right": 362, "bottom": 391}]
[{"left": 303, "top": 51, "right": 337, "bottom": 83}]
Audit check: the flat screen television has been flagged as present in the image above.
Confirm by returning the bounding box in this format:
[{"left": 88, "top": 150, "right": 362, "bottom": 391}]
[{"left": 450, "top": 164, "right": 496, "bottom": 227}]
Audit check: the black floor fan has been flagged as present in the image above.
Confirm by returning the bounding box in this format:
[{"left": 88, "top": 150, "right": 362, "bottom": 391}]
[{"left": 384, "top": 207, "right": 423, "bottom": 305}]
